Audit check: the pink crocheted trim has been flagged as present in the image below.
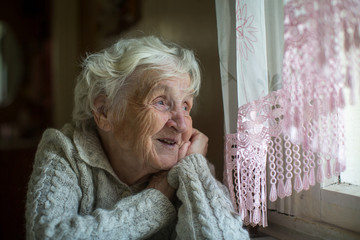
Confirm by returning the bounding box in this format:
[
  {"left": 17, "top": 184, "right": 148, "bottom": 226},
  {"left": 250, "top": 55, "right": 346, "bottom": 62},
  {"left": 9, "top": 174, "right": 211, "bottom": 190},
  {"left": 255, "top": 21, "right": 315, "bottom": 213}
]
[{"left": 225, "top": 0, "right": 360, "bottom": 227}]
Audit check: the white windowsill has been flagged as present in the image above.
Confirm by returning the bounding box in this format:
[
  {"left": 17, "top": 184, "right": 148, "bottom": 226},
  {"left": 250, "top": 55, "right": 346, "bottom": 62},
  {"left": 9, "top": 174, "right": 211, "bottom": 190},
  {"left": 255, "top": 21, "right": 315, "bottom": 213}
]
[
  {"left": 320, "top": 182, "right": 360, "bottom": 233},
  {"left": 322, "top": 182, "right": 360, "bottom": 198},
  {"left": 259, "top": 183, "right": 360, "bottom": 240},
  {"left": 259, "top": 211, "right": 360, "bottom": 240}
]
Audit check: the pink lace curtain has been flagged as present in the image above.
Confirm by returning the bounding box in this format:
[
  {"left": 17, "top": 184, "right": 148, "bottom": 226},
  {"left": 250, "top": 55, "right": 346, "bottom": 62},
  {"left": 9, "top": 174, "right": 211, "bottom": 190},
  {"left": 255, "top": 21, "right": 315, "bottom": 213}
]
[{"left": 220, "top": 0, "right": 360, "bottom": 227}]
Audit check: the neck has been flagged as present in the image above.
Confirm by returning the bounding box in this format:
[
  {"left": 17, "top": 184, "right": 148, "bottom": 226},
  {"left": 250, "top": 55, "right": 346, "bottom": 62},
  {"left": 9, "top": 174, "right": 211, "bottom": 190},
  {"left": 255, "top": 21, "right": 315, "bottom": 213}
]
[{"left": 112, "top": 159, "right": 153, "bottom": 186}]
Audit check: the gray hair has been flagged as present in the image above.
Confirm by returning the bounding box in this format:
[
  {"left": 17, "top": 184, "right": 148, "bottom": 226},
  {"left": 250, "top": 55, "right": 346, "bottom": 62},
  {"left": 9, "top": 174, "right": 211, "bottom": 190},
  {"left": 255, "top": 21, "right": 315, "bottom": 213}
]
[{"left": 72, "top": 36, "right": 201, "bottom": 130}]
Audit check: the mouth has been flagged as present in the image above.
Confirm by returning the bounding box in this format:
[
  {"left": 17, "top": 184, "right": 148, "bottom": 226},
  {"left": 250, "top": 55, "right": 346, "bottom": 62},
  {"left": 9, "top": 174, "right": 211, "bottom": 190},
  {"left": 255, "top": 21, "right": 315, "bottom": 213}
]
[{"left": 157, "top": 138, "right": 178, "bottom": 147}]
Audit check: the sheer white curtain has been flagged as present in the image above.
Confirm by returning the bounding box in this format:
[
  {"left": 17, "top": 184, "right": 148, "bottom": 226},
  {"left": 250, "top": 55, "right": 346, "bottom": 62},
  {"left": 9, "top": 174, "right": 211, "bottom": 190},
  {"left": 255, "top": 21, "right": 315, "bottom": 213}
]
[
  {"left": 216, "top": 0, "right": 284, "bottom": 227},
  {"left": 215, "top": 0, "right": 282, "bottom": 134},
  {"left": 216, "top": 0, "right": 360, "bottom": 227}
]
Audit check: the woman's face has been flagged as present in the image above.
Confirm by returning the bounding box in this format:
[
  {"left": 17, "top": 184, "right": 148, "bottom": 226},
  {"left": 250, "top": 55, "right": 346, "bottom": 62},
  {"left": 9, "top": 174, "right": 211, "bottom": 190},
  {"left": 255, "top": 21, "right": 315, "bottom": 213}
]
[{"left": 113, "top": 73, "right": 194, "bottom": 173}]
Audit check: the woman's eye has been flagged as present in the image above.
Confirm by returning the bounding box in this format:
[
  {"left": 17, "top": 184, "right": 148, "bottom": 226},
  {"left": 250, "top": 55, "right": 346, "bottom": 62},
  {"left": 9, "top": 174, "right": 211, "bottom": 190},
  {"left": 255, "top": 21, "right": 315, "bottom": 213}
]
[
  {"left": 157, "top": 100, "right": 165, "bottom": 105},
  {"left": 153, "top": 98, "right": 170, "bottom": 111},
  {"left": 183, "top": 103, "right": 191, "bottom": 112}
]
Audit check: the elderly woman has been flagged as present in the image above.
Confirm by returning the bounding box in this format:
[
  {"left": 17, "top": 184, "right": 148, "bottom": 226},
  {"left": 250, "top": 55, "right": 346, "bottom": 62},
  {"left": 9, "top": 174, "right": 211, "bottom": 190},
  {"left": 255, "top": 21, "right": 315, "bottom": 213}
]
[{"left": 26, "top": 36, "right": 250, "bottom": 239}]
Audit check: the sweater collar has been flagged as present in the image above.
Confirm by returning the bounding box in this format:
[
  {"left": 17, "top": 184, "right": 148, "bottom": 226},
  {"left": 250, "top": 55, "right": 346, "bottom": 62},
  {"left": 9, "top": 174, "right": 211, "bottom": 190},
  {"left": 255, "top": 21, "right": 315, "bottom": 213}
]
[
  {"left": 71, "top": 124, "right": 149, "bottom": 192},
  {"left": 73, "top": 125, "right": 120, "bottom": 181}
]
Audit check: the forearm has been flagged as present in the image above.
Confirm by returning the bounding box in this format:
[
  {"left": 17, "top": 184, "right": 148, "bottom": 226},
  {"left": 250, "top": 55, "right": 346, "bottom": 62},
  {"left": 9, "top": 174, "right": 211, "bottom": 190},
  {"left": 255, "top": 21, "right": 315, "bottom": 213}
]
[
  {"left": 26, "top": 158, "right": 176, "bottom": 240},
  {"left": 168, "top": 154, "right": 250, "bottom": 240},
  {"left": 28, "top": 188, "right": 176, "bottom": 239}
]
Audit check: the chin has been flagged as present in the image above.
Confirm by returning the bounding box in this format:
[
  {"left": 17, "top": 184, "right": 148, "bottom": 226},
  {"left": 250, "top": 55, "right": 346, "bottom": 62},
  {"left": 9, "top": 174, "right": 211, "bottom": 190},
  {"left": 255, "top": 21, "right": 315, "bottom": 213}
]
[
  {"left": 162, "top": 160, "right": 178, "bottom": 170},
  {"left": 156, "top": 156, "right": 178, "bottom": 170},
  {"left": 150, "top": 142, "right": 179, "bottom": 170}
]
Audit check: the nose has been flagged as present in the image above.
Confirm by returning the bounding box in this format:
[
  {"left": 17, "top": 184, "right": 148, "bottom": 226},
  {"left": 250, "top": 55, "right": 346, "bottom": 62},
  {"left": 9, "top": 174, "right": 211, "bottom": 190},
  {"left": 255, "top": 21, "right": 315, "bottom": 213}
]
[{"left": 166, "top": 108, "right": 188, "bottom": 133}]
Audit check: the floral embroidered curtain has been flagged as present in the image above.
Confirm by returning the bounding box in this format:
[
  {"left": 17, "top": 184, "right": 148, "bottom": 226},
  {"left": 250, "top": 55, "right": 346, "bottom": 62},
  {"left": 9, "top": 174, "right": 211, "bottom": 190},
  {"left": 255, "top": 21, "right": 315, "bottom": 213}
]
[{"left": 216, "top": 0, "right": 360, "bottom": 227}]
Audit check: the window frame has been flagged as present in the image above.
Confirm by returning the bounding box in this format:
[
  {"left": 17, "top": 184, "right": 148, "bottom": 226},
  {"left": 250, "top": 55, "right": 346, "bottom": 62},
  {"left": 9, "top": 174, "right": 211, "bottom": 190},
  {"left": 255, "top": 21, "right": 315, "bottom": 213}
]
[{"left": 260, "top": 164, "right": 360, "bottom": 239}]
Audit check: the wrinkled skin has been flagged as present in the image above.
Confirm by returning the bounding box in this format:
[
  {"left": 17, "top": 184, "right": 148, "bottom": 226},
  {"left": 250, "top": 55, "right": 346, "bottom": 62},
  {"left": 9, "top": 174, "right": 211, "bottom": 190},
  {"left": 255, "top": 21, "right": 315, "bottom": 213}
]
[{"left": 94, "top": 73, "right": 208, "bottom": 200}]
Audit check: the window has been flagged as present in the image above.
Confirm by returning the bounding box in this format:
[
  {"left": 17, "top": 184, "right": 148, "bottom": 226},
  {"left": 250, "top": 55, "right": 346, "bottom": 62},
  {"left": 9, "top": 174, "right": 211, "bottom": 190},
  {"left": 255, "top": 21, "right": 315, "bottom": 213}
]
[
  {"left": 318, "top": 91, "right": 360, "bottom": 235},
  {"left": 262, "top": 95, "right": 360, "bottom": 239},
  {"left": 341, "top": 92, "right": 360, "bottom": 186}
]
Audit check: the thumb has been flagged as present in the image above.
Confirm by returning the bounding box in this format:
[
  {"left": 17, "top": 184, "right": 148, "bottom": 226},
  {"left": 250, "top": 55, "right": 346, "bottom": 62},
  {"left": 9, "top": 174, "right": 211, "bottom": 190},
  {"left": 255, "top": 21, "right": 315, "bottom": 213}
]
[{"left": 178, "top": 141, "right": 191, "bottom": 160}]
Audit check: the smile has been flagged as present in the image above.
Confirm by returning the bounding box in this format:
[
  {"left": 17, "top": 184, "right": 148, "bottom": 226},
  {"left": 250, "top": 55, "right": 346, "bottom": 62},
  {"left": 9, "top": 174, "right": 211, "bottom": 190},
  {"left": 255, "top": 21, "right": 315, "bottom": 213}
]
[{"left": 157, "top": 138, "right": 177, "bottom": 146}]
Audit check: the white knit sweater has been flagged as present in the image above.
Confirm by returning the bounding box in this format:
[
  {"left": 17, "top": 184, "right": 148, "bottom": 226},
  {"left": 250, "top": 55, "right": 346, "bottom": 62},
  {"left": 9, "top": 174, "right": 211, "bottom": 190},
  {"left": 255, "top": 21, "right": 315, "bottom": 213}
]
[{"left": 26, "top": 123, "right": 249, "bottom": 239}]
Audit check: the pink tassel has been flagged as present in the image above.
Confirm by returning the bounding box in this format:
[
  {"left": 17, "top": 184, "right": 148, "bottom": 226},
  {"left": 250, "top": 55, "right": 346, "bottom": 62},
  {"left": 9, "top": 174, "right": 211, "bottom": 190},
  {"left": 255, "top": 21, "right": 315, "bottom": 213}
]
[
  {"left": 244, "top": 215, "right": 250, "bottom": 226},
  {"left": 246, "top": 192, "right": 253, "bottom": 210},
  {"left": 294, "top": 174, "right": 303, "bottom": 193},
  {"left": 269, "top": 184, "right": 277, "bottom": 202},
  {"left": 261, "top": 185, "right": 266, "bottom": 202},
  {"left": 346, "top": 67, "right": 355, "bottom": 103},
  {"left": 284, "top": 111, "right": 291, "bottom": 131},
  {"left": 241, "top": 200, "right": 247, "bottom": 219},
  {"left": 284, "top": 178, "right": 292, "bottom": 197},
  {"left": 253, "top": 207, "right": 261, "bottom": 225},
  {"left": 317, "top": 165, "right": 324, "bottom": 183},
  {"left": 309, "top": 167, "right": 316, "bottom": 186},
  {"left": 341, "top": 163, "right": 346, "bottom": 172},
  {"left": 334, "top": 159, "right": 341, "bottom": 176},
  {"left": 262, "top": 206, "right": 268, "bottom": 227},
  {"left": 318, "top": 48, "right": 326, "bottom": 66},
  {"left": 350, "top": 87, "right": 356, "bottom": 105},
  {"left": 248, "top": 212, "right": 253, "bottom": 225},
  {"left": 326, "top": 160, "right": 332, "bottom": 179},
  {"left": 354, "top": 23, "right": 360, "bottom": 47},
  {"left": 290, "top": 126, "right": 299, "bottom": 144},
  {"left": 277, "top": 179, "right": 286, "bottom": 199},
  {"left": 329, "top": 93, "right": 336, "bottom": 112},
  {"left": 303, "top": 133, "right": 310, "bottom": 151},
  {"left": 303, "top": 172, "right": 310, "bottom": 190},
  {"left": 345, "top": 68, "right": 352, "bottom": 87},
  {"left": 294, "top": 107, "right": 301, "bottom": 128},
  {"left": 313, "top": 100, "right": 320, "bottom": 120},
  {"left": 338, "top": 89, "right": 345, "bottom": 108},
  {"left": 344, "top": 21, "right": 350, "bottom": 52},
  {"left": 311, "top": 133, "right": 319, "bottom": 152}
]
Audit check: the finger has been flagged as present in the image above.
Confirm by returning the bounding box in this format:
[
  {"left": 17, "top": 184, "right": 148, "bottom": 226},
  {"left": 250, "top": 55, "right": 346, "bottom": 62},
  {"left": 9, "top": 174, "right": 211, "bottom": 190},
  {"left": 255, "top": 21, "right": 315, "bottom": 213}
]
[
  {"left": 190, "top": 128, "right": 200, "bottom": 140},
  {"left": 178, "top": 141, "right": 191, "bottom": 159},
  {"left": 192, "top": 128, "right": 199, "bottom": 134},
  {"left": 191, "top": 129, "right": 208, "bottom": 142},
  {"left": 187, "top": 135, "right": 208, "bottom": 156}
]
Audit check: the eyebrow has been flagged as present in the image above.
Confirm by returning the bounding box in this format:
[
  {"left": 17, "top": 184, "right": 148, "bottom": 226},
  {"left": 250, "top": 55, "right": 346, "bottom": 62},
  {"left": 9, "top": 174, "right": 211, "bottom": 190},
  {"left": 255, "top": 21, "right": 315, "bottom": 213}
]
[
  {"left": 150, "top": 84, "right": 170, "bottom": 94},
  {"left": 148, "top": 83, "right": 195, "bottom": 99}
]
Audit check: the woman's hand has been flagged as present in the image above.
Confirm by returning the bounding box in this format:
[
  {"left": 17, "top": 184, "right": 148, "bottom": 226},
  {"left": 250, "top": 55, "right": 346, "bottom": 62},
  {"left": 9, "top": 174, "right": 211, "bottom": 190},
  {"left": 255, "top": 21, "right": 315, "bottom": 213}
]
[
  {"left": 178, "top": 129, "right": 208, "bottom": 159},
  {"left": 147, "top": 171, "right": 175, "bottom": 202},
  {"left": 188, "top": 129, "right": 208, "bottom": 156}
]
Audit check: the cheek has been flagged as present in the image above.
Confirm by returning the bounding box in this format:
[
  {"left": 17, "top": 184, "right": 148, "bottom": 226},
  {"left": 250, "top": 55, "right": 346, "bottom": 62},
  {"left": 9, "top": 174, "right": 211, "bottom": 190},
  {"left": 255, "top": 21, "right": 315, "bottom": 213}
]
[
  {"left": 183, "top": 116, "right": 193, "bottom": 141},
  {"left": 134, "top": 110, "right": 156, "bottom": 150},
  {"left": 134, "top": 109, "right": 170, "bottom": 158},
  {"left": 152, "top": 111, "right": 170, "bottom": 133},
  {"left": 140, "top": 110, "right": 170, "bottom": 137},
  {"left": 113, "top": 116, "right": 134, "bottom": 147},
  {"left": 117, "top": 103, "right": 159, "bottom": 159}
]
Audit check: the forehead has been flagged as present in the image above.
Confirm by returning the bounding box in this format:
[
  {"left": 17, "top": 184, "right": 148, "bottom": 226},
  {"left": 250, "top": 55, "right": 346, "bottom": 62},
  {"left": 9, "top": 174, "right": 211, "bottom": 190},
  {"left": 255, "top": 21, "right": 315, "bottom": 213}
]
[{"left": 148, "top": 74, "right": 193, "bottom": 97}]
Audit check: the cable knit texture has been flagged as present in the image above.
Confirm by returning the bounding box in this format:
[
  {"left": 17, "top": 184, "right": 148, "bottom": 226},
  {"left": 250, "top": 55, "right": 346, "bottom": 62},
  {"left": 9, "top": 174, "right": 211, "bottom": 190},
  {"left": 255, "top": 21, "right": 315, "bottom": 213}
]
[
  {"left": 168, "top": 154, "right": 250, "bottom": 240},
  {"left": 26, "top": 123, "right": 249, "bottom": 239}
]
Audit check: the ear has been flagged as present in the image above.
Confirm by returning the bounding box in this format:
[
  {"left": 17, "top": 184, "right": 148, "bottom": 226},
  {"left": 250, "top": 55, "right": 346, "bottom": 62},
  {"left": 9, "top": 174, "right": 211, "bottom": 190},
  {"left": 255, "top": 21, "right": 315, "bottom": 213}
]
[{"left": 93, "top": 95, "right": 112, "bottom": 132}]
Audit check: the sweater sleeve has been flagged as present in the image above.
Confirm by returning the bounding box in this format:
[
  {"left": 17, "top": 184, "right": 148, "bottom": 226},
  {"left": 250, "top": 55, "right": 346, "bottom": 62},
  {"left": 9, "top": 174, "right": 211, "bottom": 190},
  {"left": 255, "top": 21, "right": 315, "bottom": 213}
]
[
  {"left": 168, "top": 154, "right": 250, "bottom": 240},
  {"left": 26, "top": 146, "right": 176, "bottom": 240}
]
